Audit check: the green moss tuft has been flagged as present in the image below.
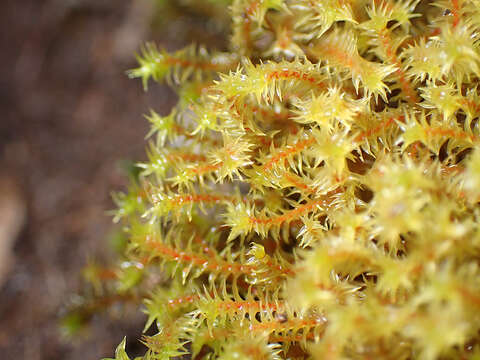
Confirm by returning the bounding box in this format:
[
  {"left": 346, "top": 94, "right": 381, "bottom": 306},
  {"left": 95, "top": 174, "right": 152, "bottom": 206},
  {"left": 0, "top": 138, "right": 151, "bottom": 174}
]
[{"left": 78, "top": 1, "right": 480, "bottom": 359}]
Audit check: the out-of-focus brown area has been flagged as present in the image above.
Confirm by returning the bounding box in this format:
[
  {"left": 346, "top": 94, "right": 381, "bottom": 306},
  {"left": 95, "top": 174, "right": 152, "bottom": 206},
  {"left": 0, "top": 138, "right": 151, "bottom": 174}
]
[{"left": 0, "top": 1, "right": 227, "bottom": 359}]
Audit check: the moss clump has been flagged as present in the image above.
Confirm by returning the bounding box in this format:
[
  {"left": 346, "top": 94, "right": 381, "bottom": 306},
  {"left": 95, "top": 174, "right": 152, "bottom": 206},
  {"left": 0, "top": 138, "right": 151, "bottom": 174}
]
[{"left": 86, "top": 1, "right": 480, "bottom": 359}]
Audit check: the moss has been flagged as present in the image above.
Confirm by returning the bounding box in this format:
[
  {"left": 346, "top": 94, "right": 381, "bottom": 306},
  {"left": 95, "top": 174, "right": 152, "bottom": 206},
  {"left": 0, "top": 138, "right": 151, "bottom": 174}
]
[{"left": 83, "top": 1, "right": 480, "bottom": 359}]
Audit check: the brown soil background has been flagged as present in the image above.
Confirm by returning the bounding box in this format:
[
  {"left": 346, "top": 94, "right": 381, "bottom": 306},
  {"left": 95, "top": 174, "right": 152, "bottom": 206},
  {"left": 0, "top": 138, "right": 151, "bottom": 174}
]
[{"left": 0, "top": 1, "right": 227, "bottom": 359}]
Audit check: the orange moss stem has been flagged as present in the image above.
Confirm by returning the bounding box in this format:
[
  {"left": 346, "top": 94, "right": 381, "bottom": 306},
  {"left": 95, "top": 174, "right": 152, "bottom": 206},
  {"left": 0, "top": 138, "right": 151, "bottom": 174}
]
[{"left": 378, "top": 29, "right": 419, "bottom": 104}]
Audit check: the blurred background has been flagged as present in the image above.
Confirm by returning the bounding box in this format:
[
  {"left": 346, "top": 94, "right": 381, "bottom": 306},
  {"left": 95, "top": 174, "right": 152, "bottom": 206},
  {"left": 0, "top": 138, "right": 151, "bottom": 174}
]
[{"left": 0, "top": 0, "right": 228, "bottom": 358}]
